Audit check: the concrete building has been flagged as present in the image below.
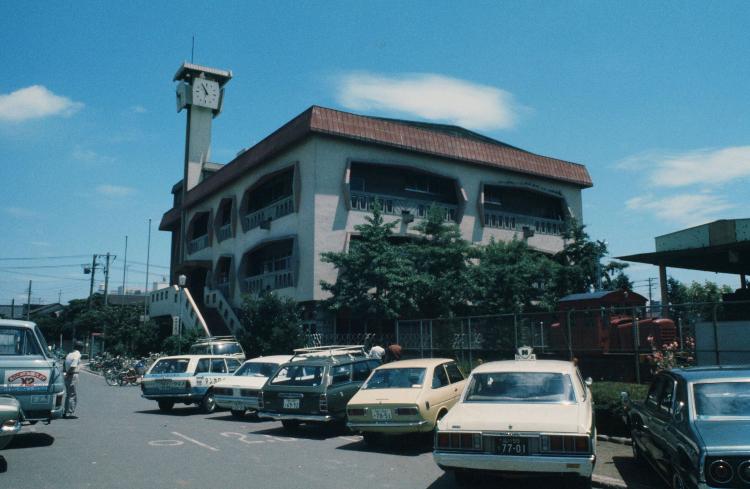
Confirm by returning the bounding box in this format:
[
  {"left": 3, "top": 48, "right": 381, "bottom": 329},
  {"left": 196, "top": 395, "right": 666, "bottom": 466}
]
[{"left": 149, "top": 63, "right": 593, "bottom": 337}]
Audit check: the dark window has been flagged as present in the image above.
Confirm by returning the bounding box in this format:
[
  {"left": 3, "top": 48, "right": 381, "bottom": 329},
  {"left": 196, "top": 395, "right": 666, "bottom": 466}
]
[
  {"left": 210, "top": 359, "right": 227, "bottom": 374},
  {"left": 195, "top": 358, "right": 210, "bottom": 374},
  {"left": 432, "top": 365, "right": 449, "bottom": 389},
  {"left": 331, "top": 364, "right": 352, "bottom": 385},
  {"left": 484, "top": 186, "right": 564, "bottom": 221},
  {"left": 350, "top": 177, "right": 365, "bottom": 192},
  {"left": 659, "top": 378, "right": 676, "bottom": 415},
  {"left": 352, "top": 361, "right": 371, "bottom": 382},
  {"left": 227, "top": 359, "right": 241, "bottom": 373},
  {"left": 445, "top": 363, "right": 464, "bottom": 384},
  {"left": 646, "top": 376, "right": 665, "bottom": 409}
]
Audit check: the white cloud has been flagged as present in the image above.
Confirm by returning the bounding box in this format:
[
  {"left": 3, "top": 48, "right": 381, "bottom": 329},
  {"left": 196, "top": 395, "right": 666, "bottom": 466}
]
[
  {"left": 30, "top": 241, "right": 52, "bottom": 247},
  {"left": 336, "top": 72, "right": 521, "bottom": 130},
  {"left": 618, "top": 146, "right": 750, "bottom": 187},
  {"left": 96, "top": 184, "right": 135, "bottom": 197},
  {"left": 130, "top": 105, "right": 147, "bottom": 114},
  {"left": 625, "top": 193, "right": 735, "bottom": 227},
  {"left": 3, "top": 206, "right": 38, "bottom": 218},
  {"left": 72, "top": 146, "right": 114, "bottom": 164},
  {"left": 0, "top": 85, "right": 83, "bottom": 122}
]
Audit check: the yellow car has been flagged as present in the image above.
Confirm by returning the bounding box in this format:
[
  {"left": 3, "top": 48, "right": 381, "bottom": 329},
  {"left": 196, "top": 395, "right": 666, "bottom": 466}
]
[{"left": 346, "top": 358, "right": 467, "bottom": 443}]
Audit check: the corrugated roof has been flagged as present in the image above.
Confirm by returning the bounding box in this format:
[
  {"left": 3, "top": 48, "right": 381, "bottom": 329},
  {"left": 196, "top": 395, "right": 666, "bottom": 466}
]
[{"left": 160, "top": 106, "right": 592, "bottom": 230}]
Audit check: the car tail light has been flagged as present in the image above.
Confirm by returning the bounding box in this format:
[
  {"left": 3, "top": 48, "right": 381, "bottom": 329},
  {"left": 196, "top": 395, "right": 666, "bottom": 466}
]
[
  {"left": 348, "top": 407, "right": 365, "bottom": 417},
  {"left": 435, "top": 432, "right": 482, "bottom": 451},
  {"left": 2, "top": 419, "right": 18, "bottom": 430},
  {"left": 709, "top": 460, "right": 734, "bottom": 484},
  {"left": 541, "top": 435, "right": 590, "bottom": 454},
  {"left": 395, "top": 407, "right": 418, "bottom": 416},
  {"left": 738, "top": 461, "right": 750, "bottom": 484},
  {"left": 319, "top": 394, "right": 328, "bottom": 413},
  {"left": 257, "top": 391, "right": 264, "bottom": 409}
]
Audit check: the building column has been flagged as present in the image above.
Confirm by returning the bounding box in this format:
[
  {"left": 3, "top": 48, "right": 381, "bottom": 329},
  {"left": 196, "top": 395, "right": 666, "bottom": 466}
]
[{"left": 659, "top": 264, "right": 669, "bottom": 318}]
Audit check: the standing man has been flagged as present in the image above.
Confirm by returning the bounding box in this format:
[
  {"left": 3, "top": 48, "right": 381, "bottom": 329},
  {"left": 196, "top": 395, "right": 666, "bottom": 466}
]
[{"left": 63, "top": 341, "right": 83, "bottom": 418}]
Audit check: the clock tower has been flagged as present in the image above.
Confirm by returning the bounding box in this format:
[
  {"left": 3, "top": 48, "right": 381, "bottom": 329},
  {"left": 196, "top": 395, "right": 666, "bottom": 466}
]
[{"left": 173, "top": 62, "right": 232, "bottom": 192}]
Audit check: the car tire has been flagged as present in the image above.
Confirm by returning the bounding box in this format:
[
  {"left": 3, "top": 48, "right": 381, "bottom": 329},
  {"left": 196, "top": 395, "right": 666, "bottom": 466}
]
[
  {"left": 568, "top": 476, "right": 592, "bottom": 489},
  {"left": 362, "top": 432, "right": 380, "bottom": 446},
  {"left": 672, "top": 471, "right": 687, "bottom": 489},
  {"left": 230, "top": 409, "right": 245, "bottom": 419},
  {"left": 200, "top": 391, "right": 216, "bottom": 414},
  {"left": 0, "top": 435, "right": 13, "bottom": 450},
  {"left": 453, "top": 470, "right": 474, "bottom": 487},
  {"left": 158, "top": 401, "right": 174, "bottom": 412},
  {"left": 631, "top": 435, "right": 644, "bottom": 462},
  {"left": 281, "top": 420, "right": 300, "bottom": 431}
]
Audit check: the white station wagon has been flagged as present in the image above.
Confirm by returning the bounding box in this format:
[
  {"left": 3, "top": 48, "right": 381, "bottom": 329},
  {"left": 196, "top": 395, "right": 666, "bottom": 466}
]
[
  {"left": 433, "top": 347, "right": 596, "bottom": 488},
  {"left": 213, "top": 355, "right": 293, "bottom": 418}
]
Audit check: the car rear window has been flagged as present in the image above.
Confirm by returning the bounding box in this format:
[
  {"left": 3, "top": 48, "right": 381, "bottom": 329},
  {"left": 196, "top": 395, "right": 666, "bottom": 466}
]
[
  {"left": 465, "top": 372, "right": 576, "bottom": 403},
  {"left": 363, "top": 368, "right": 426, "bottom": 389},
  {"left": 270, "top": 365, "right": 324, "bottom": 387},
  {"left": 694, "top": 381, "right": 750, "bottom": 418},
  {"left": 150, "top": 358, "right": 190, "bottom": 374}
]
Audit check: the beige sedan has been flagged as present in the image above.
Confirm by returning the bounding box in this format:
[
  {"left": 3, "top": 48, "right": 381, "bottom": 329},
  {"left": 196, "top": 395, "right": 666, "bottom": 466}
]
[{"left": 346, "top": 358, "right": 467, "bottom": 443}]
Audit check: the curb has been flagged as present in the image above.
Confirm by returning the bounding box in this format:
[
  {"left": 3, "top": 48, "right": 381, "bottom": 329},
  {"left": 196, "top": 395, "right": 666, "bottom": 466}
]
[
  {"left": 592, "top": 474, "right": 627, "bottom": 489},
  {"left": 597, "top": 434, "right": 632, "bottom": 446}
]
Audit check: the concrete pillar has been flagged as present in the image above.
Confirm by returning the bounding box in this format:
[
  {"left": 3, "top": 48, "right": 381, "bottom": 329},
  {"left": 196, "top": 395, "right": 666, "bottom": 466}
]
[{"left": 659, "top": 264, "right": 669, "bottom": 318}]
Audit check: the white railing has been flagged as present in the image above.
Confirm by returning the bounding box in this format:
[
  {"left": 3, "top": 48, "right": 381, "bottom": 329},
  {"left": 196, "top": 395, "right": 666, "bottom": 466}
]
[
  {"left": 147, "top": 285, "right": 210, "bottom": 335},
  {"left": 187, "top": 234, "right": 209, "bottom": 254},
  {"left": 242, "top": 195, "right": 294, "bottom": 230},
  {"left": 350, "top": 191, "right": 457, "bottom": 222},
  {"left": 217, "top": 223, "right": 232, "bottom": 241},
  {"left": 204, "top": 287, "right": 242, "bottom": 337},
  {"left": 243, "top": 270, "right": 295, "bottom": 294},
  {"left": 483, "top": 208, "right": 565, "bottom": 236}
]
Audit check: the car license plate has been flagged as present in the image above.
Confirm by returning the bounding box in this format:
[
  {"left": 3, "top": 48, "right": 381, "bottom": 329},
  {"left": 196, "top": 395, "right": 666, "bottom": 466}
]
[
  {"left": 371, "top": 408, "right": 393, "bottom": 421},
  {"left": 31, "top": 395, "right": 50, "bottom": 404},
  {"left": 497, "top": 437, "right": 528, "bottom": 456},
  {"left": 283, "top": 399, "right": 300, "bottom": 409}
]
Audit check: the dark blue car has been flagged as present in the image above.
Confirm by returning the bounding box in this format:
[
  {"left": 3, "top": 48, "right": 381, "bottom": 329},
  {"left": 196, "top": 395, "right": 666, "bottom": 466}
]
[{"left": 623, "top": 366, "right": 750, "bottom": 489}]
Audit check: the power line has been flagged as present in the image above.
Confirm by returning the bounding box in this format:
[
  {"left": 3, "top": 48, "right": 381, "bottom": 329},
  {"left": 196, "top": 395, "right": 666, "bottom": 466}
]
[
  {"left": 0, "top": 268, "right": 90, "bottom": 282},
  {"left": 0, "top": 263, "right": 85, "bottom": 270},
  {"left": 0, "top": 254, "right": 90, "bottom": 261}
]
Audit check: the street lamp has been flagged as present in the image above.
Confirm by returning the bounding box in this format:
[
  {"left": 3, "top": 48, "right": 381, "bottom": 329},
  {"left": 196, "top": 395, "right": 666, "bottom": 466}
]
[{"left": 178, "top": 274, "right": 187, "bottom": 354}]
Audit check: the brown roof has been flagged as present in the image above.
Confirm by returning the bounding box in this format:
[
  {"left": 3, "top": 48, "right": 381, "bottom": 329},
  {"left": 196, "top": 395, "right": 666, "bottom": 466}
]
[{"left": 160, "top": 106, "right": 592, "bottom": 230}]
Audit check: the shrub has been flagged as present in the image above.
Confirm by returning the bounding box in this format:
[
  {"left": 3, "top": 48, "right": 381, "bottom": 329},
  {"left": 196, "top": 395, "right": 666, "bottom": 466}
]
[{"left": 591, "top": 381, "right": 648, "bottom": 436}]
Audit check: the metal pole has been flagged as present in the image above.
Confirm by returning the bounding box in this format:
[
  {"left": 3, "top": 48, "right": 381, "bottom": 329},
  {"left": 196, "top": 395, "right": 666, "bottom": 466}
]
[
  {"left": 122, "top": 235, "right": 128, "bottom": 297},
  {"left": 144, "top": 218, "right": 152, "bottom": 322},
  {"left": 103, "top": 252, "right": 111, "bottom": 305},
  {"left": 26, "top": 280, "right": 32, "bottom": 320},
  {"left": 467, "top": 318, "right": 472, "bottom": 367},
  {"left": 419, "top": 320, "right": 423, "bottom": 359},
  {"left": 567, "top": 309, "right": 574, "bottom": 360},
  {"left": 713, "top": 303, "right": 720, "bottom": 365},
  {"left": 88, "top": 254, "right": 97, "bottom": 306},
  {"left": 429, "top": 320, "right": 433, "bottom": 359},
  {"left": 10, "top": 298, "right": 14, "bottom": 319},
  {"left": 513, "top": 314, "right": 518, "bottom": 349},
  {"left": 632, "top": 308, "right": 640, "bottom": 384}
]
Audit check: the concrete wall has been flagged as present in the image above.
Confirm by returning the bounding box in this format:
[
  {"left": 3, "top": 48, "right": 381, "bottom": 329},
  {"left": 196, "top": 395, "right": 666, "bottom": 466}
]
[{"left": 696, "top": 320, "right": 750, "bottom": 366}]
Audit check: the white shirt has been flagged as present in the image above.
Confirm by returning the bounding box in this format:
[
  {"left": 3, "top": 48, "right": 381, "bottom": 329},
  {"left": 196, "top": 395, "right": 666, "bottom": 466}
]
[
  {"left": 368, "top": 346, "right": 385, "bottom": 360},
  {"left": 64, "top": 350, "right": 81, "bottom": 374}
]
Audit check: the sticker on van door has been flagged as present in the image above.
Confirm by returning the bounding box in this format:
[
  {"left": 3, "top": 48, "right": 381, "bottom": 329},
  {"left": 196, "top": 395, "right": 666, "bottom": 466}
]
[{"left": 4, "top": 369, "right": 50, "bottom": 390}]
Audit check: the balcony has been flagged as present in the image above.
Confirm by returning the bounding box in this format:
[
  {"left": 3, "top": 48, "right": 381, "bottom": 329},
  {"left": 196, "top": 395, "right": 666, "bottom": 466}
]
[
  {"left": 217, "top": 223, "right": 232, "bottom": 241},
  {"left": 187, "top": 234, "right": 209, "bottom": 254},
  {"left": 243, "top": 195, "right": 294, "bottom": 230},
  {"left": 350, "top": 191, "right": 457, "bottom": 222},
  {"left": 243, "top": 270, "right": 295, "bottom": 294},
  {"left": 483, "top": 209, "right": 565, "bottom": 236}
]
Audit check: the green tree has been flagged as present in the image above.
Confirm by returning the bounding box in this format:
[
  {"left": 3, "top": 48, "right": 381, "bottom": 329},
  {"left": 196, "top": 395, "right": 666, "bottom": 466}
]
[
  {"left": 161, "top": 327, "right": 203, "bottom": 356},
  {"left": 238, "top": 292, "right": 303, "bottom": 358},
  {"left": 320, "top": 202, "right": 420, "bottom": 325}
]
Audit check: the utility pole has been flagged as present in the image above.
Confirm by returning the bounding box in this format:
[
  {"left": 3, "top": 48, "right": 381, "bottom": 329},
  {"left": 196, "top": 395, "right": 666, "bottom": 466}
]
[
  {"left": 10, "top": 298, "right": 15, "bottom": 319},
  {"left": 122, "top": 235, "right": 128, "bottom": 297},
  {"left": 646, "top": 277, "right": 656, "bottom": 305},
  {"left": 26, "top": 280, "right": 32, "bottom": 320},
  {"left": 58, "top": 289, "right": 62, "bottom": 303},
  {"left": 144, "top": 218, "right": 152, "bottom": 322},
  {"left": 103, "top": 252, "right": 112, "bottom": 306},
  {"left": 88, "top": 254, "right": 98, "bottom": 306}
]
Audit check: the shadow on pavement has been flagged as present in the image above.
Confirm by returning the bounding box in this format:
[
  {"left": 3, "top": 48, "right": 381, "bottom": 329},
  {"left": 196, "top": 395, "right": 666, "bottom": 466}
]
[
  {"left": 206, "top": 413, "right": 266, "bottom": 423},
  {"left": 337, "top": 434, "right": 433, "bottom": 457},
  {"left": 134, "top": 408, "right": 203, "bottom": 417},
  {"left": 612, "top": 456, "right": 666, "bottom": 488},
  {"left": 425, "top": 471, "right": 557, "bottom": 489},
  {"left": 251, "top": 424, "right": 346, "bottom": 440},
  {"left": 5, "top": 433, "right": 55, "bottom": 450},
  {"left": 0, "top": 456, "right": 6, "bottom": 473}
]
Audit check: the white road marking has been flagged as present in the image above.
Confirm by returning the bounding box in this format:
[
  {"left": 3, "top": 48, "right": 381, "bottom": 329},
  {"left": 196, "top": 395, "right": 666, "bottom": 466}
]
[
  {"left": 339, "top": 436, "right": 362, "bottom": 442},
  {"left": 171, "top": 431, "right": 219, "bottom": 451},
  {"left": 148, "top": 439, "right": 184, "bottom": 447},
  {"left": 221, "top": 432, "right": 264, "bottom": 444}
]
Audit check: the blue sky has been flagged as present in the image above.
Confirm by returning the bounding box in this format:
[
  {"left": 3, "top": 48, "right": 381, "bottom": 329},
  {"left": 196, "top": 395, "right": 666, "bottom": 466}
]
[{"left": 1, "top": 1, "right": 749, "bottom": 305}]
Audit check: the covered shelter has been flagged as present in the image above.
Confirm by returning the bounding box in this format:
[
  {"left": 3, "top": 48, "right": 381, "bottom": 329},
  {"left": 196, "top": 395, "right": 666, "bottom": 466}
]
[{"left": 618, "top": 219, "right": 750, "bottom": 310}]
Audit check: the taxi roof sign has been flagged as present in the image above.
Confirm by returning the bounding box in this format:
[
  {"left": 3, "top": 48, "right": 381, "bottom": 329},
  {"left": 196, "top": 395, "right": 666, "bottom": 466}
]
[{"left": 515, "top": 346, "right": 536, "bottom": 361}]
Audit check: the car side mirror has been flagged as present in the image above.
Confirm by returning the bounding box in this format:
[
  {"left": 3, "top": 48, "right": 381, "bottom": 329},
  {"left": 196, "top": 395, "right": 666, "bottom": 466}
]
[
  {"left": 674, "top": 401, "right": 685, "bottom": 422},
  {"left": 620, "top": 391, "right": 630, "bottom": 403},
  {"left": 585, "top": 377, "right": 593, "bottom": 387}
]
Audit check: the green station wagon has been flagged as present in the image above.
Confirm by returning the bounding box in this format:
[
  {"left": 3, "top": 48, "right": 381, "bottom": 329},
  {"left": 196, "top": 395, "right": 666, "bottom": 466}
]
[{"left": 258, "top": 346, "right": 380, "bottom": 431}]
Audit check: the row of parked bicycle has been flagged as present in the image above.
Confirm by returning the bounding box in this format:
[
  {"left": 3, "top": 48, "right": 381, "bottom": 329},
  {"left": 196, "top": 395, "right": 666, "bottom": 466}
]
[{"left": 89, "top": 352, "right": 163, "bottom": 387}]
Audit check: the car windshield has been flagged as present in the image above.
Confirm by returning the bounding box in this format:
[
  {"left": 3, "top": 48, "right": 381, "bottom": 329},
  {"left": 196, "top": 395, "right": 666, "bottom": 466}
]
[
  {"left": 693, "top": 381, "right": 750, "bottom": 418},
  {"left": 150, "top": 358, "right": 190, "bottom": 374},
  {"left": 269, "top": 365, "right": 324, "bottom": 386},
  {"left": 465, "top": 372, "right": 576, "bottom": 403},
  {"left": 363, "top": 368, "right": 426, "bottom": 389},
  {"left": 235, "top": 362, "right": 278, "bottom": 377},
  {"left": 189, "top": 345, "right": 211, "bottom": 355},
  {"left": 214, "top": 343, "right": 242, "bottom": 355},
  {"left": 0, "top": 326, "right": 43, "bottom": 356}
]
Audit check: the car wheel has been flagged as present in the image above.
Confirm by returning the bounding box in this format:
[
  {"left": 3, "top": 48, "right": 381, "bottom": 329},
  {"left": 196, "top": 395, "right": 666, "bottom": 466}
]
[
  {"left": 631, "top": 436, "right": 644, "bottom": 462},
  {"left": 362, "top": 432, "right": 380, "bottom": 446},
  {"left": 281, "top": 420, "right": 300, "bottom": 431},
  {"left": 568, "top": 476, "right": 592, "bottom": 489},
  {"left": 0, "top": 435, "right": 13, "bottom": 450},
  {"left": 672, "top": 471, "right": 687, "bottom": 489},
  {"left": 230, "top": 409, "right": 245, "bottom": 419},
  {"left": 157, "top": 401, "right": 174, "bottom": 412},
  {"left": 453, "top": 470, "right": 474, "bottom": 487},
  {"left": 200, "top": 392, "right": 216, "bottom": 414}
]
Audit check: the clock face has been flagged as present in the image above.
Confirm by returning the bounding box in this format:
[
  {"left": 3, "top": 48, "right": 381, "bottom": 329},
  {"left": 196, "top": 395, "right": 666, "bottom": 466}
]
[{"left": 192, "top": 79, "right": 220, "bottom": 109}]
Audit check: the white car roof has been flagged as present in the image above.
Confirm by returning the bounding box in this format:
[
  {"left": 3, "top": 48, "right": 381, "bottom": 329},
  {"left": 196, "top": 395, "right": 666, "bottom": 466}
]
[
  {"left": 245, "top": 355, "right": 293, "bottom": 365},
  {"left": 472, "top": 359, "right": 578, "bottom": 375},
  {"left": 0, "top": 319, "right": 37, "bottom": 329},
  {"left": 155, "top": 354, "right": 235, "bottom": 361}
]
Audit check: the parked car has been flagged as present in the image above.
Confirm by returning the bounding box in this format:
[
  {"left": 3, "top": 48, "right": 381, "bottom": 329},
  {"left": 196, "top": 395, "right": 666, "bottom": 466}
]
[
  {"left": 189, "top": 336, "right": 246, "bottom": 361},
  {"left": 623, "top": 366, "right": 750, "bottom": 489},
  {"left": 433, "top": 347, "right": 595, "bottom": 488},
  {"left": 0, "top": 320, "right": 66, "bottom": 423},
  {"left": 141, "top": 354, "right": 242, "bottom": 413},
  {"left": 0, "top": 395, "right": 22, "bottom": 450},
  {"left": 258, "top": 346, "right": 380, "bottom": 431},
  {"left": 213, "top": 355, "right": 293, "bottom": 418},
  {"left": 346, "top": 358, "right": 466, "bottom": 443}
]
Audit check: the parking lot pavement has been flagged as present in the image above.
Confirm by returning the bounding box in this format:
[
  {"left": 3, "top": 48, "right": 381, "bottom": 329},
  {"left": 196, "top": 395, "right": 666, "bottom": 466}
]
[
  {"left": 1, "top": 371, "right": 664, "bottom": 489},
  {"left": 593, "top": 440, "right": 665, "bottom": 489}
]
